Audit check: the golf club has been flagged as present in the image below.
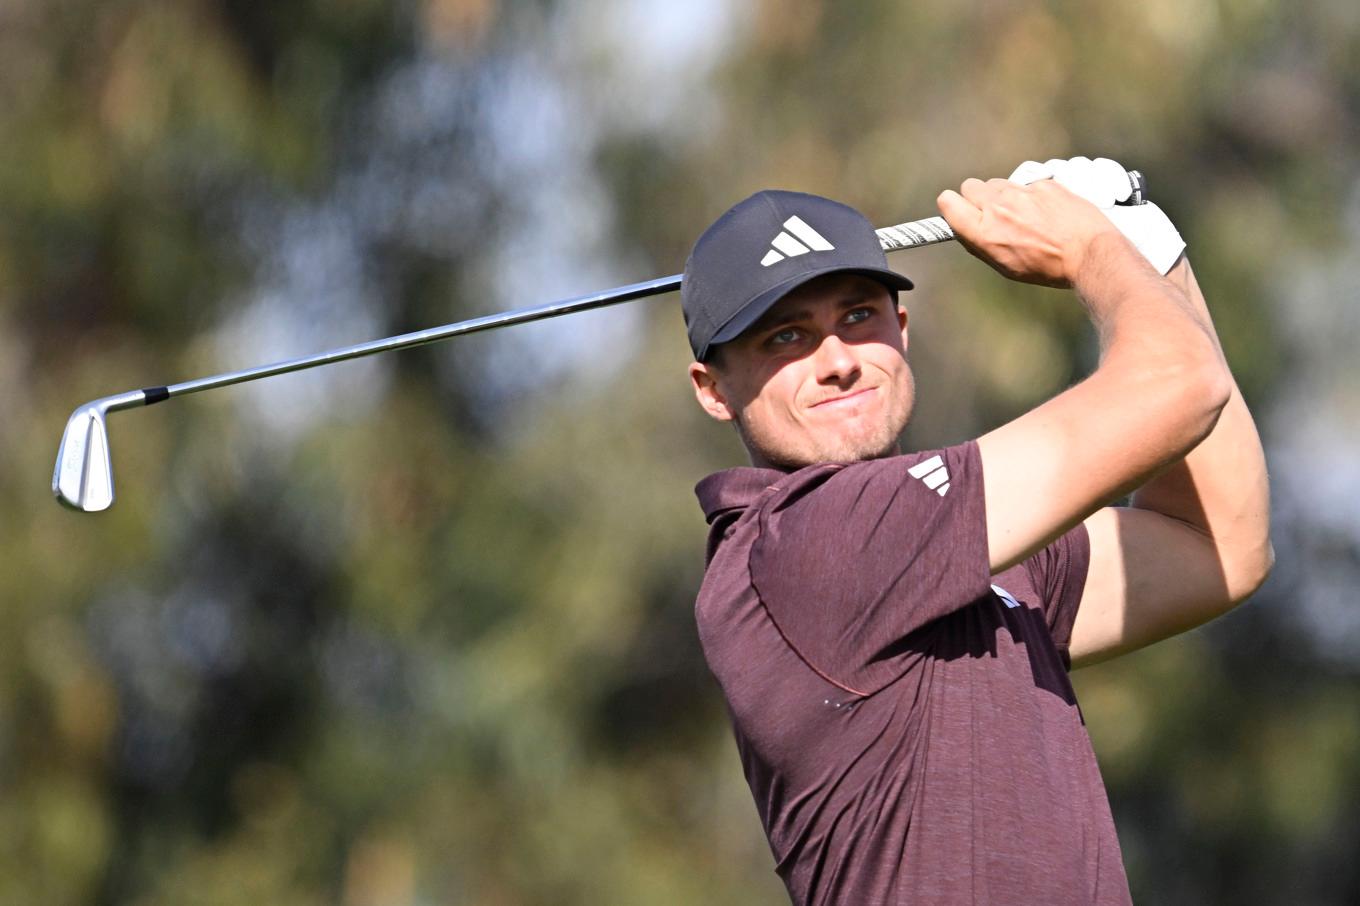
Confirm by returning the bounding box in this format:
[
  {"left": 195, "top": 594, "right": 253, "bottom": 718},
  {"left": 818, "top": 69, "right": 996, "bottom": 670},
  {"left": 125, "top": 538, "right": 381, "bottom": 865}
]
[{"left": 52, "top": 171, "right": 1147, "bottom": 512}]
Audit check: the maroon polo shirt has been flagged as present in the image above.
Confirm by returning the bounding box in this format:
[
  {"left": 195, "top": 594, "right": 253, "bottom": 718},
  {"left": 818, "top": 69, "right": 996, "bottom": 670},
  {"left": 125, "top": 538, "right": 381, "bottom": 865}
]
[{"left": 694, "top": 441, "right": 1131, "bottom": 905}]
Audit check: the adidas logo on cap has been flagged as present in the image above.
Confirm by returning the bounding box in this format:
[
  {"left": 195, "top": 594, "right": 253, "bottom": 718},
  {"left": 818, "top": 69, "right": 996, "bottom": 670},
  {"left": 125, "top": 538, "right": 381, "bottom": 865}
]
[{"left": 760, "top": 216, "right": 836, "bottom": 267}]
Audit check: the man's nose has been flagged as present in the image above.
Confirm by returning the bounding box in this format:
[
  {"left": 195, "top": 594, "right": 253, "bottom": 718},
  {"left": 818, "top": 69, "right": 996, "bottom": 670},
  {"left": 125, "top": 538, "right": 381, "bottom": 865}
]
[{"left": 814, "top": 334, "right": 861, "bottom": 384}]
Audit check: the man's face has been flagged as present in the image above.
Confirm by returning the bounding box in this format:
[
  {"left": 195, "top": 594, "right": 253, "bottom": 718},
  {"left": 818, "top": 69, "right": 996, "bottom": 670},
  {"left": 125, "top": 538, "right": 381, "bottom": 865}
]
[{"left": 689, "top": 273, "right": 915, "bottom": 470}]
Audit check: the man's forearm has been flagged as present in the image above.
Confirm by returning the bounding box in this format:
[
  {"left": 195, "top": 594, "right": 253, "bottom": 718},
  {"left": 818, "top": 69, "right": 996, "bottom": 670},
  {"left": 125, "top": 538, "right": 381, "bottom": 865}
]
[
  {"left": 1069, "top": 234, "right": 1234, "bottom": 496},
  {"left": 1129, "top": 258, "right": 1273, "bottom": 600}
]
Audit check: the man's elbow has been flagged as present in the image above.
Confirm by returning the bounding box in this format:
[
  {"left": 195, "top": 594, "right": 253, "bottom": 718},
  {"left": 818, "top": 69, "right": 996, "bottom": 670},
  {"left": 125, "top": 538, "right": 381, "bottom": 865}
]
[
  {"left": 1226, "top": 537, "right": 1275, "bottom": 606},
  {"left": 1203, "top": 363, "right": 1234, "bottom": 424},
  {"left": 1165, "top": 354, "right": 1233, "bottom": 451}
]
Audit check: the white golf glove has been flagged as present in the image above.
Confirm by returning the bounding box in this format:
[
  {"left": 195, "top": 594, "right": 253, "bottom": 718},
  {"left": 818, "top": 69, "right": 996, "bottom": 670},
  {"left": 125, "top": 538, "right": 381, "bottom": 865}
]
[{"left": 1009, "top": 156, "right": 1186, "bottom": 274}]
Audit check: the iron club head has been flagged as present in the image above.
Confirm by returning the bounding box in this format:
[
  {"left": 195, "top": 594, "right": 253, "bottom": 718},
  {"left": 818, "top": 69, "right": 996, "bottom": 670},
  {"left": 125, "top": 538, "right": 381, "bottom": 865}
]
[{"left": 52, "top": 391, "right": 148, "bottom": 512}]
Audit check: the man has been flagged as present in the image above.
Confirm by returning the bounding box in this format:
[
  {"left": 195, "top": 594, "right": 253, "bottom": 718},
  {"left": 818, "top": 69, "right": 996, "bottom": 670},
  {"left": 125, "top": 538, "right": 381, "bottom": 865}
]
[{"left": 680, "top": 158, "right": 1272, "bottom": 904}]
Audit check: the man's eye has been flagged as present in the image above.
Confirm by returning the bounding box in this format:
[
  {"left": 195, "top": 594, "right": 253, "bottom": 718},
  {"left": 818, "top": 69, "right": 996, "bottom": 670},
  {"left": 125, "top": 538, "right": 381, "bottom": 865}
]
[
  {"left": 769, "top": 328, "right": 800, "bottom": 346},
  {"left": 845, "top": 307, "right": 873, "bottom": 324}
]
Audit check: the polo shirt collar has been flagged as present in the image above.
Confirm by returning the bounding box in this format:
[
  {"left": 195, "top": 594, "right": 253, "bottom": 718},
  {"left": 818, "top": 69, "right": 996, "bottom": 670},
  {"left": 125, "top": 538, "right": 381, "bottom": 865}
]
[{"left": 695, "top": 467, "right": 787, "bottom": 524}]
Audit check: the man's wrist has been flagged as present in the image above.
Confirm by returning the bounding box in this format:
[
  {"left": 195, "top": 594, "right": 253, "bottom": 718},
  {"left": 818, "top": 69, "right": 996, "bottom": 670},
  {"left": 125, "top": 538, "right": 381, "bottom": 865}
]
[{"left": 1069, "top": 227, "right": 1148, "bottom": 299}]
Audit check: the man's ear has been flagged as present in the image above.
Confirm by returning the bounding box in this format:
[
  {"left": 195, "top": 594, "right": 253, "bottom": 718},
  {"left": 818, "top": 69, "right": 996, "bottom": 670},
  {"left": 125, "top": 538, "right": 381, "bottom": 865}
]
[
  {"left": 689, "top": 361, "right": 735, "bottom": 422},
  {"left": 897, "top": 304, "right": 910, "bottom": 351}
]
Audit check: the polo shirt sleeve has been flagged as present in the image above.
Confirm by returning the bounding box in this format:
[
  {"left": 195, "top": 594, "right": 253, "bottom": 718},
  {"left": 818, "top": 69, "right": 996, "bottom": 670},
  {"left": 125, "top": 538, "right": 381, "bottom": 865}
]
[
  {"left": 748, "top": 442, "right": 992, "bottom": 695},
  {"left": 1021, "top": 522, "right": 1092, "bottom": 661}
]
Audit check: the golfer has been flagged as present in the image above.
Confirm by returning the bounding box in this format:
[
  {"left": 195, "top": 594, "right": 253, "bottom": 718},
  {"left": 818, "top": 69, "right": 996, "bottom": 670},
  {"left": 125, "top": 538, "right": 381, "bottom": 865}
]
[{"left": 681, "top": 157, "right": 1272, "bottom": 904}]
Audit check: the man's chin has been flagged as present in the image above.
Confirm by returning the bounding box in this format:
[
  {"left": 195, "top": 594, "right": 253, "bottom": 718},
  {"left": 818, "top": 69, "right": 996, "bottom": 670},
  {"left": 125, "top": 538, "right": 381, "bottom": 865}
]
[
  {"left": 737, "top": 405, "right": 911, "bottom": 470},
  {"left": 752, "top": 435, "right": 902, "bottom": 470},
  {"left": 821, "top": 436, "right": 902, "bottom": 465}
]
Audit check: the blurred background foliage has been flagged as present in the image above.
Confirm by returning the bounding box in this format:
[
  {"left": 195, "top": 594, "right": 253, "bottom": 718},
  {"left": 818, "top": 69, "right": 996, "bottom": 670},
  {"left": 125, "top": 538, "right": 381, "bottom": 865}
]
[{"left": 1, "top": 0, "right": 1358, "bottom": 903}]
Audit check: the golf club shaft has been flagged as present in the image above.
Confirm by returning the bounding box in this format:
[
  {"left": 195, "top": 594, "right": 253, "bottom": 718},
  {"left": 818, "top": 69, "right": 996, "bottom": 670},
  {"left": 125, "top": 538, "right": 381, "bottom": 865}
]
[
  {"left": 130, "top": 215, "right": 957, "bottom": 408},
  {"left": 54, "top": 168, "right": 1149, "bottom": 512},
  {"left": 144, "top": 274, "right": 684, "bottom": 405}
]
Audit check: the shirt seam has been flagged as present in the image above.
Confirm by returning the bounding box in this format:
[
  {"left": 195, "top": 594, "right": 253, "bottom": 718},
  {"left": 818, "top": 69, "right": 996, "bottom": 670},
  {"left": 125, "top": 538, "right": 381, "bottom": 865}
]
[
  {"left": 750, "top": 473, "right": 869, "bottom": 698},
  {"left": 750, "top": 576, "right": 870, "bottom": 697}
]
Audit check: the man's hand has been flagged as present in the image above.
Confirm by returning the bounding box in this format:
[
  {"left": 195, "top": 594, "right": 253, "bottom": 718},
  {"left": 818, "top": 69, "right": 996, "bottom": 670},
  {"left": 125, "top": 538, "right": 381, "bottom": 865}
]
[
  {"left": 936, "top": 176, "right": 1126, "bottom": 289},
  {"left": 1010, "top": 157, "right": 1186, "bottom": 274}
]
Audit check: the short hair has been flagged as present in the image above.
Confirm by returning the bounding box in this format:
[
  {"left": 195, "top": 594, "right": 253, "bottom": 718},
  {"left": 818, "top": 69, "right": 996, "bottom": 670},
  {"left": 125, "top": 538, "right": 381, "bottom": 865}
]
[{"left": 702, "top": 343, "right": 727, "bottom": 369}]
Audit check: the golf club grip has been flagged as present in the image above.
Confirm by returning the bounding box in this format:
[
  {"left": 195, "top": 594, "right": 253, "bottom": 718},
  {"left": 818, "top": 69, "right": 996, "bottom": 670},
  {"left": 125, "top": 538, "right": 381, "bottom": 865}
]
[
  {"left": 875, "top": 168, "right": 1147, "bottom": 253},
  {"left": 875, "top": 217, "right": 955, "bottom": 252}
]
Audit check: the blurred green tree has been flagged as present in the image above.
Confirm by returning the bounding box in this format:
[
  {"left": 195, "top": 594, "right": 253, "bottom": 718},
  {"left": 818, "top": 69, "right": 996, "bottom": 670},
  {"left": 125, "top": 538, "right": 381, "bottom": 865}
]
[{"left": 1, "top": 1, "right": 1357, "bottom": 904}]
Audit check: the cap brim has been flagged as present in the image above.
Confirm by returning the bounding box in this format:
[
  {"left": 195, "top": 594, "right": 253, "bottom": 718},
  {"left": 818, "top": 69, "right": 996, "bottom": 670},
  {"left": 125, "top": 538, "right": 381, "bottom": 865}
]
[{"left": 704, "top": 265, "right": 914, "bottom": 358}]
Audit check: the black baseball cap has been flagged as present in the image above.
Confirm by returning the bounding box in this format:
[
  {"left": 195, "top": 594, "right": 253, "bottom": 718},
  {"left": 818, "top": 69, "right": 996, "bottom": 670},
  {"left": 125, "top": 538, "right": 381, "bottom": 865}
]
[{"left": 681, "top": 190, "right": 913, "bottom": 361}]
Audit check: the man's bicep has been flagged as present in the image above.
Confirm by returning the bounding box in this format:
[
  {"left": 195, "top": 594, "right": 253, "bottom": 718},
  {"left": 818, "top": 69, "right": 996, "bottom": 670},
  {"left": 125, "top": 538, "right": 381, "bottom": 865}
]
[
  {"left": 977, "top": 382, "right": 1139, "bottom": 573},
  {"left": 1067, "top": 506, "right": 1235, "bottom": 668},
  {"left": 976, "top": 360, "right": 1213, "bottom": 574}
]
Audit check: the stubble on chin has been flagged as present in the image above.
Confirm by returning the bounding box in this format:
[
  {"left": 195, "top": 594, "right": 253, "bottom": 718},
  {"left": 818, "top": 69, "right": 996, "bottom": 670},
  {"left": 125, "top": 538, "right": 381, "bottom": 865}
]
[{"left": 736, "top": 409, "right": 907, "bottom": 470}]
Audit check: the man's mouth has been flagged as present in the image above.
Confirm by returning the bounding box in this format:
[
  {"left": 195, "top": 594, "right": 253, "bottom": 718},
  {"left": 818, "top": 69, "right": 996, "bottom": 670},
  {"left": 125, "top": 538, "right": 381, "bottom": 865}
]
[{"left": 811, "top": 387, "right": 876, "bottom": 409}]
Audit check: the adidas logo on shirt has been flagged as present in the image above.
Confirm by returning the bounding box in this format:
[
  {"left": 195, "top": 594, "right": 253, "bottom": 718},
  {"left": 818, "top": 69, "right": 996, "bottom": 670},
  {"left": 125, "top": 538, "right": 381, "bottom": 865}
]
[
  {"left": 760, "top": 216, "right": 836, "bottom": 266},
  {"left": 907, "top": 454, "right": 950, "bottom": 497},
  {"left": 991, "top": 584, "right": 1021, "bottom": 609}
]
